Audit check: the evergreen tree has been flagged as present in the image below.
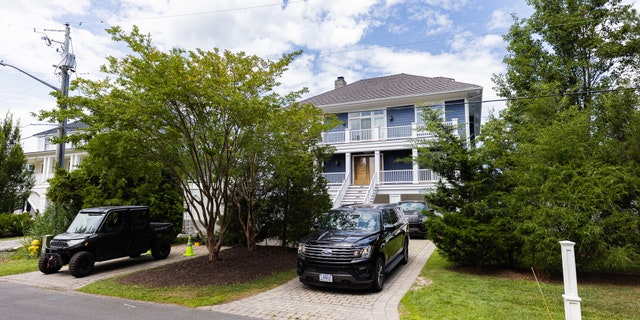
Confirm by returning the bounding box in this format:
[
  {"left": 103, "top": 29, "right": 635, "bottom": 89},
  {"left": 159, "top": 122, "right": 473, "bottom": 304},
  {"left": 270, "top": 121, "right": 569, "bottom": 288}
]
[
  {"left": 424, "top": 0, "right": 640, "bottom": 273},
  {"left": 0, "top": 113, "right": 33, "bottom": 213},
  {"left": 494, "top": 0, "right": 640, "bottom": 272}
]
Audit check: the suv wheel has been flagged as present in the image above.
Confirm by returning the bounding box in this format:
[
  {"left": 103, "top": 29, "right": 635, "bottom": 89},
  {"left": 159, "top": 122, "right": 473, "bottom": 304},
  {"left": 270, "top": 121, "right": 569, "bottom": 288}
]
[
  {"left": 371, "top": 257, "right": 385, "bottom": 292},
  {"left": 401, "top": 240, "right": 409, "bottom": 265},
  {"left": 151, "top": 239, "right": 171, "bottom": 259},
  {"left": 69, "top": 251, "right": 95, "bottom": 278},
  {"left": 38, "top": 255, "right": 61, "bottom": 274}
]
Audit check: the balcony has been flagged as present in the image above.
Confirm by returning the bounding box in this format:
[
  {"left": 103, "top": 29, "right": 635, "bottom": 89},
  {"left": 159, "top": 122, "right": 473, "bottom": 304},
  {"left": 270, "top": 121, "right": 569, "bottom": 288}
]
[
  {"left": 321, "top": 120, "right": 458, "bottom": 145},
  {"left": 323, "top": 169, "right": 440, "bottom": 186}
]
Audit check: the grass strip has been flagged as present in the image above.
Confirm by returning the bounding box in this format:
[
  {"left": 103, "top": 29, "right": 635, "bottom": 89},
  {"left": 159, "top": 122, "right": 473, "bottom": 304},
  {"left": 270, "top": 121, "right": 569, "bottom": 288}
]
[
  {"left": 400, "top": 250, "right": 639, "bottom": 320},
  {"left": 78, "top": 269, "right": 297, "bottom": 308}
]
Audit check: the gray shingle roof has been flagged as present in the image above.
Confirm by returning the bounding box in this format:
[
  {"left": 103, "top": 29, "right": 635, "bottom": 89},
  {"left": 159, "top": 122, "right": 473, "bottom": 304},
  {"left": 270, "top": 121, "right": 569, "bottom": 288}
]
[
  {"left": 301, "top": 73, "right": 481, "bottom": 106},
  {"left": 34, "top": 121, "right": 88, "bottom": 136}
]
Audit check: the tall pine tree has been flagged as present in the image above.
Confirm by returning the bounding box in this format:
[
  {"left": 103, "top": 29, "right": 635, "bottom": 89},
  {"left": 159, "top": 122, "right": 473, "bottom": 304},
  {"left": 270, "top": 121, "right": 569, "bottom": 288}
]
[{"left": 0, "top": 113, "right": 34, "bottom": 213}]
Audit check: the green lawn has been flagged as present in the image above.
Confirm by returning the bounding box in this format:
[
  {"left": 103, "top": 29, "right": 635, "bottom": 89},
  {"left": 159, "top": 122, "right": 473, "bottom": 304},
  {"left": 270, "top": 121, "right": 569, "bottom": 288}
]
[
  {"left": 79, "top": 269, "right": 297, "bottom": 308},
  {"left": 0, "top": 250, "right": 39, "bottom": 276},
  {"left": 400, "top": 251, "right": 640, "bottom": 320}
]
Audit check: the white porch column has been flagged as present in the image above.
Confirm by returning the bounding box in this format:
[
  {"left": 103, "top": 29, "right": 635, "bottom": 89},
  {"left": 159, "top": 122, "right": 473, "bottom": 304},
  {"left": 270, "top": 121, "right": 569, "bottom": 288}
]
[
  {"left": 374, "top": 151, "right": 381, "bottom": 184},
  {"left": 345, "top": 152, "right": 352, "bottom": 185},
  {"left": 412, "top": 148, "right": 419, "bottom": 183},
  {"left": 42, "top": 157, "right": 51, "bottom": 183},
  {"left": 69, "top": 154, "right": 78, "bottom": 171},
  {"left": 560, "top": 240, "right": 582, "bottom": 320}
]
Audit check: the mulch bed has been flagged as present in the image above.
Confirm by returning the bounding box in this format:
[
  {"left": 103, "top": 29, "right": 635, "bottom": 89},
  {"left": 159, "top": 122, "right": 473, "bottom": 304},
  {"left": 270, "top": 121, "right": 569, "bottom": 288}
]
[{"left": 117, "top": 246, "right": 297, "bottom": 288}]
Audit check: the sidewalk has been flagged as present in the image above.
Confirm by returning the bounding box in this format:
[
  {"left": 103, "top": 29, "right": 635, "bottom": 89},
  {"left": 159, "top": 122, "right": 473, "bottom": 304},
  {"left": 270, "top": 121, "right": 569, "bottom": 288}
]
[{"left": 0, "top": 237, "right": 25, "bottom": 252}]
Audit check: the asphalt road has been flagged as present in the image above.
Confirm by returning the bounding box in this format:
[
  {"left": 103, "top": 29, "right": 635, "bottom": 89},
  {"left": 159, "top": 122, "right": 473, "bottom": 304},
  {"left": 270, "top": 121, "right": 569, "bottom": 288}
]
[{"left": 0, "top": 281, "right": 258, "bottom": 320}]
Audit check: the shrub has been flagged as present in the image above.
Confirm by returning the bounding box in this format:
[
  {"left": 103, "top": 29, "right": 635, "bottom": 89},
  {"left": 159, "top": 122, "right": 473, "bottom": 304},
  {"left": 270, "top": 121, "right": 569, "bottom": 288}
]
[
  {"left": 28, "top": 205, "right": 75, "bottom": 239},
  {"left": 0, "top": 212, "right": 32, "bottom": 237}
]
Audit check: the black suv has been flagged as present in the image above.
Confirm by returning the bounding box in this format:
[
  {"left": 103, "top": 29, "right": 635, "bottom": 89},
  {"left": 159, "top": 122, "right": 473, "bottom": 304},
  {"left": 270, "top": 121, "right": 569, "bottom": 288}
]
[
  {"left": 398, "top": 200, "right": 430, "bottom": 238},
  {"left": 297, "top": 203, "right": 409, "bottom": 292}
]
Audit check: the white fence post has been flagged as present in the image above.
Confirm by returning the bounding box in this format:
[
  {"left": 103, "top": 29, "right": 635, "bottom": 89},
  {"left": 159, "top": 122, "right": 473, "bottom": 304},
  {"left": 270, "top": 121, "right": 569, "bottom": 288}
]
[{"left": 560, "top": 240, "right": 582, "bottom": 320}]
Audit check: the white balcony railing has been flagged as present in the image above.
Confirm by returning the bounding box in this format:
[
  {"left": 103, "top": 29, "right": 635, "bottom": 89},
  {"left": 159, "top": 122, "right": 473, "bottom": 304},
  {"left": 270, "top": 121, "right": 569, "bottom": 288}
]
[
  {"left": 322, "top": 169, "right": 440, "bottom": 186},
  {"left": 321, "top": 120, "right": 458, "bottom": 145},
  {"left": 323, "top": 172, "right": 346, "bottom": 185}
]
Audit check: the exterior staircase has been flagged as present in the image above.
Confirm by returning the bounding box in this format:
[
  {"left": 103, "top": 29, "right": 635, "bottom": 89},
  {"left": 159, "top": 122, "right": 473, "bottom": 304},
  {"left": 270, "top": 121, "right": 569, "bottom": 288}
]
[{"left": 338, "top": 185, "right": 369, "bottom": 206}]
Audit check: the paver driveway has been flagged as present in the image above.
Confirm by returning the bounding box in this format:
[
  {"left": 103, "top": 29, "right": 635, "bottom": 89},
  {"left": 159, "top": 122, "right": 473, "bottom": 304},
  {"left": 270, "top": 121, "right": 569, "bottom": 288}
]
[{"left": 200, "top": 239, "right": 435, "bottom": 320}]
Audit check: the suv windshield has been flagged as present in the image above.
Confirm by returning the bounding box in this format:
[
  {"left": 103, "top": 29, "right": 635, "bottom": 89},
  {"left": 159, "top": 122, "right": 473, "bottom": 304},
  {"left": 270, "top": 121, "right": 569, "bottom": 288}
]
[
  {"left": 66, "top": 212, "right": 105, "bottom": 234},
  {"left": 319, "top": 210, "right": 380, "bottom": 232},
  {"left": 400, "top": 202, "right": 428, "bottom": 213}
]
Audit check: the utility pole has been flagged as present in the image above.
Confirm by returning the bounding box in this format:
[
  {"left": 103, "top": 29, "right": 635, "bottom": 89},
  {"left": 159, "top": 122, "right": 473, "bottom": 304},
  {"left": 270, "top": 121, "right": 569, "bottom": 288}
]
[
  {"left": 0, "top": 23, "right": 74, "bottom": 169},
  {"left": 56, "top": 23, "right": 73, "bottom": 169}
]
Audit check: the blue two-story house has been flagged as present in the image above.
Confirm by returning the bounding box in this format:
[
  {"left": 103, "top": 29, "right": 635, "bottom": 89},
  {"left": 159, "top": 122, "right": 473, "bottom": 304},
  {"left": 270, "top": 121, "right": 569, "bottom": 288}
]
[{"left": 301, "top": 73, "right": 482, "bottom": 207}]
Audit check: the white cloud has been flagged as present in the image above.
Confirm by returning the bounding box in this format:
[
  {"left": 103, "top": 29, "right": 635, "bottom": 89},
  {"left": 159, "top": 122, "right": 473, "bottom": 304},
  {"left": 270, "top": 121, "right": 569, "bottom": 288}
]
[
  {"left": 487, "top": 9, "right": 513, "bottom": 31},
  {"left": 2, "top": 0, "right": 526, "bottom": 151}
]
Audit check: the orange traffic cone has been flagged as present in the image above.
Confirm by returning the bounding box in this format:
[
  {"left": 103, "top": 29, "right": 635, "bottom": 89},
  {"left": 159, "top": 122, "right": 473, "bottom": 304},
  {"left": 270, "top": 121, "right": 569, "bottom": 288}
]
[{"left": 183, "top": 236, "right": 195, "bottom": 257}]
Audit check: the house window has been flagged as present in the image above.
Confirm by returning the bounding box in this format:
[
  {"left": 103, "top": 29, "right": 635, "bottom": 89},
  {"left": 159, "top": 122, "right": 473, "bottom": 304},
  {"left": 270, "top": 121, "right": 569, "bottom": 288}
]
[
  {"left": 349, "top": 110, "right": 384, "bottom": 141},
  {"left": 44, "top": 136, "right": 52, "bottom": 150},
  {"left": 416, "top": 104, "right": 443, "bottom": 125}
]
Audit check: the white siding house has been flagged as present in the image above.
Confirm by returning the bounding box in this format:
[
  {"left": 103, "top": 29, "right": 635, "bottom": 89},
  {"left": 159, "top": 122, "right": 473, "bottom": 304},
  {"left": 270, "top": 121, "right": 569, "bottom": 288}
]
[
  {"left": 24, "top": 122, "right": 88, "bottom": 214},
  {"left": 301, "top": 74, "right": 482, "bottom": 207}
]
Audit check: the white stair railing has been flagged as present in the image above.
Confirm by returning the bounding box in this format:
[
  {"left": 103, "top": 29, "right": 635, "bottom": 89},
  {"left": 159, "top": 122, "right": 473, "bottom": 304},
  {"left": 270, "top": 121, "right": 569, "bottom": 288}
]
[
  {"left": 363, "top": 172, "right": 378, "bottom": 204},
  {"left": 332, "top": 172, "right": 350, "bottom": 208}
]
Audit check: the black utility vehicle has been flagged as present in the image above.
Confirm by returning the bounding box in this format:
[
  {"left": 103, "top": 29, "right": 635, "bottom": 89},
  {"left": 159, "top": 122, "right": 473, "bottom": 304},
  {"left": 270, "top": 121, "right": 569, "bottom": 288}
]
[
  {"left": 398, "top": 200, "right": 430, "bottom": 238},
  {"left": 38, "top": 206, "right": 173, "bottom": 278},
  {"left": 297, "top": 203, "right": 409, "bottom": 292}
]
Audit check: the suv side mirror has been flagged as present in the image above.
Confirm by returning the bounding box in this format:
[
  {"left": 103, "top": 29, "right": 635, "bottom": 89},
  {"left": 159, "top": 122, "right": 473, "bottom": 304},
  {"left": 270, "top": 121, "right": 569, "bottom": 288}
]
[{"left": 383, "top": 223, "right": 395, "bottom": 231}]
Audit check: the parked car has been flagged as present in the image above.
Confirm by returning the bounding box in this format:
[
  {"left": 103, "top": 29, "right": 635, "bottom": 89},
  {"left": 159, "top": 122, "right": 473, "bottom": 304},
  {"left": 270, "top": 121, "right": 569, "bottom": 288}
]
[
  {"left": 38, "top": 206, "right": 174, "bottom": 278},
  {"left": 398, "top": 200, "right": 430, "bottom": 238},
  {"left": 297, "top": 203, "right": 409, "bottom": 292}
]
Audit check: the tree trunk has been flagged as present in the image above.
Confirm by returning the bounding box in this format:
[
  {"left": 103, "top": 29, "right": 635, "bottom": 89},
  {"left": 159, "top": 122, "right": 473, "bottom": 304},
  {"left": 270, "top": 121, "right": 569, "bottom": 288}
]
[{"left": 206, "top": 226, "right": 219, "bottom": 262}]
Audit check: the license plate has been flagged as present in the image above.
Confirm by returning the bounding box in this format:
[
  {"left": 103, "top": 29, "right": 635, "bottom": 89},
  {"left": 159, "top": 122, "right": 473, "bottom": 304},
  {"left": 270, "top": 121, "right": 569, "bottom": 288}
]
[{"left": 319, "top": 273, "right": 333, "bottom": 282}]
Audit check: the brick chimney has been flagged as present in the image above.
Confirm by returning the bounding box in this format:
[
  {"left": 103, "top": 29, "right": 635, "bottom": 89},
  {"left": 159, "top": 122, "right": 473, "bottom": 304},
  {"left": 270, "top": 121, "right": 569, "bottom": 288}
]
[{"left": 334, "top": 76, "right": 347, "bottom": 89}]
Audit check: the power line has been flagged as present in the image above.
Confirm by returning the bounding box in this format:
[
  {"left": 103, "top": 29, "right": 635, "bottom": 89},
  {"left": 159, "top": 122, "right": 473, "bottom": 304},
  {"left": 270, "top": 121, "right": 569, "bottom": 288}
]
[
  {"left": 482, "top": 87, "right": 640, "bottom": 104},
  {"left": 128, "top": 0, "right": 306, "bottom": 21}
]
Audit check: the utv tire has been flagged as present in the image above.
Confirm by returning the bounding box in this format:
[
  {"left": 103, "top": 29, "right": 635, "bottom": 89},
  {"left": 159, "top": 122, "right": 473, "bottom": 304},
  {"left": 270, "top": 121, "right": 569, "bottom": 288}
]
[
  {"left": 38, "top": 255, "right": 61, "bottom": 274},
  {"left": 151, "top": 239, "right": 171, "bottom": 260},
  {"left": 371, "top": 257, "right": 385, "bottom": 292},
  {"left": 69, "top": 251, "right": 95, "bottom": 278},
  {"left": 400, "top": 240, "right": 409, "bottom": 265}
]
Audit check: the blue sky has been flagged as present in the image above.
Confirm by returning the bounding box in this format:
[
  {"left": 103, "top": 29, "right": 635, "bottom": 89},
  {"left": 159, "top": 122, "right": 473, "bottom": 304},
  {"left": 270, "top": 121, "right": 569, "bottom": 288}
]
[{"left": 0, "top": 0, "right": 548, "bottom": 151}]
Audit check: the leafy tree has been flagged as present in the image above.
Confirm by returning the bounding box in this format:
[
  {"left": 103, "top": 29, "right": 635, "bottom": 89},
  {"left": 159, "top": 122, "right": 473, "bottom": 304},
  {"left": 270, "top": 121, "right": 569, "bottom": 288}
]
[
  {"left": 42, "top": 26, "right": 327, "bottom": 262},
  {"left": 488, "top": 0, "right": 640, "bottom": 272},
  {"left": 261, "top": 104, "right": 335, "bottom": 247},
  {"left": 0, "top": 113, "right": 33, "bottom": 213},
  {"left": 45, "top": 132, "right": 184, "bottom": 236},
  {"left": 232, "top": 101, "right": 334, "bottom": 250}
]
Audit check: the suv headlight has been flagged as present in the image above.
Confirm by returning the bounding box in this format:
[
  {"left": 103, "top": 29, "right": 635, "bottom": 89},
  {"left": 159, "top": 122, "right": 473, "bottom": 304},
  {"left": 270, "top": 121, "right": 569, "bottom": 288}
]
[
  {"left": 354, "top": 245, "right": 371, "bottom": 258},
  {"left": 298, "top": 244, "right": 306, "bottom": 255}
]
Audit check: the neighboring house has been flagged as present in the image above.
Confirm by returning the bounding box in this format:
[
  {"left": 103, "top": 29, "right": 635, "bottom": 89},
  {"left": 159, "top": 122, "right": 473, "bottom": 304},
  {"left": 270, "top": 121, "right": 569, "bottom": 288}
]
[
  {"left": 24, "top": 122, "right": 88, "bottom": 214},
  {"left": 301, "top": 73, "right": 482, "bottom": 207}
]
